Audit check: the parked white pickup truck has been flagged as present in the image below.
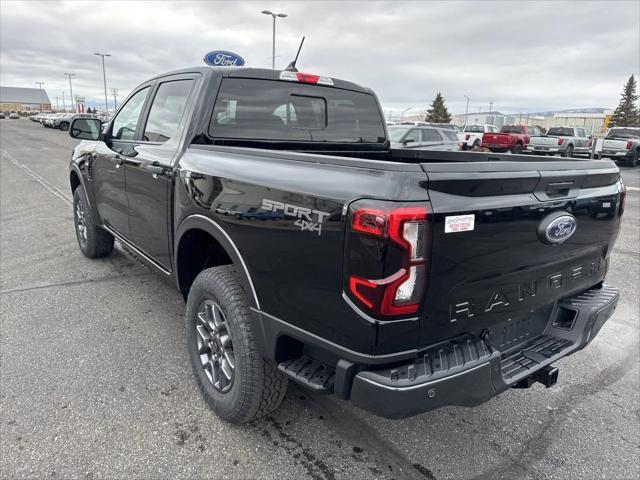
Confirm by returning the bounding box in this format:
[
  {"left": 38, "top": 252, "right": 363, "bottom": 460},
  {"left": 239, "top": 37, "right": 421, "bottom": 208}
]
[
  {"left": 599, "top": 127, "right": 640, "bottom": 167},
  {"left": 528, "top": 126, "right": 592, "bottom": 157},
  {"left": 457, "top": 124, "right": 499, "bottom": 150}
]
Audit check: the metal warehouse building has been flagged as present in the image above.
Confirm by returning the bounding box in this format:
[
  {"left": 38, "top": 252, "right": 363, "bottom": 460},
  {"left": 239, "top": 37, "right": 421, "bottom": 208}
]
[{"left": 0, "top": 86, "right": 51, "bottom": 113}]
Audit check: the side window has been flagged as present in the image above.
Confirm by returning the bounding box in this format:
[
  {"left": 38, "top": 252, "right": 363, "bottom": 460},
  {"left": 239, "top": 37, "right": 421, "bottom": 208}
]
[
  {"left": 404, "top": 129, "right": 421, "bottom": 143},
  {"left": 111, "top": 87, "right": 150, "bottom": 141},
  {"left": 421, "top": 128, "right": 441, "bottom": 141},
  {"left": 143, "top": 79, "right": 194, "bottom": 142}
]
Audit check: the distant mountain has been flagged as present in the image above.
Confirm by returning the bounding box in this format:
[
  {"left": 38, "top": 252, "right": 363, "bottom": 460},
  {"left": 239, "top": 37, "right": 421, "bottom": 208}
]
[{"left": 526, "top": 108, "right": 609, "bottom": 116}]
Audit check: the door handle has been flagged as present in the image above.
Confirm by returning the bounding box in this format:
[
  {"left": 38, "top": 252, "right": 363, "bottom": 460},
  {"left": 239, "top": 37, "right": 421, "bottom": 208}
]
[
  {"left": 123, "top": 158, "right": 142, "bottom": 167},
  {"left": 112, "top": 154, "right": 124, "bottom": 167}
]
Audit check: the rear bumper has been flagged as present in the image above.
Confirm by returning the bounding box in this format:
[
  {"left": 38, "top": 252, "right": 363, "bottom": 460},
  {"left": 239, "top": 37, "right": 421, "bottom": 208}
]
[{"left": 349, "top": 284, "right": 619, "bottom": 418}]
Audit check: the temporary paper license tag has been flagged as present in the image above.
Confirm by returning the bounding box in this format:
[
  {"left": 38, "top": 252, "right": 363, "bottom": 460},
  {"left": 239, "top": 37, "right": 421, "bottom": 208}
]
[{"left": 445, "top": 214, "right": 475, "bottom": 233}]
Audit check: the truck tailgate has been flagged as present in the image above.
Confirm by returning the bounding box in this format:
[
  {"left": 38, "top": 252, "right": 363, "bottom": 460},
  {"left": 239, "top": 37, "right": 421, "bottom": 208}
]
[
  {"left": 418, "top": 160, "right": 622, "bottom": 349},
  {"left": 482, "top": 133, "right": 513, "bottom": 146}
]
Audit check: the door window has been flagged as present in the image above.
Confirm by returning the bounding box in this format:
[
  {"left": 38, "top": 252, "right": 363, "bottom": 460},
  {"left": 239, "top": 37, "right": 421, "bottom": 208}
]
[
  {"left": 403, "top": 129, "right": 421, "bottom": 143},
  {"left": 143, "top": 80, "right": 195, "bottom": 142},
  {"left": 111, "top": 87, "right": 150, "bottom": 141},
  {"left": 421, "top": 128, "right": 441, "bottom": 141}
]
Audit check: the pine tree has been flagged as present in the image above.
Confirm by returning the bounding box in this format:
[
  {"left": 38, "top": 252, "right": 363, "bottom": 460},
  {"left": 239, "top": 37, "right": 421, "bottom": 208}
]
[
  {"left": 610, "top": 75, "right": 639, "bottom": 127},
  {"left": 424, "top": 92, "right": 452, "bottom": 123}
]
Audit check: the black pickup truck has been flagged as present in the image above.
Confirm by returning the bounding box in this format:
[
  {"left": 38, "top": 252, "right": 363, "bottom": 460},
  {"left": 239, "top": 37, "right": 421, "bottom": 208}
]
[{"left": 68, "top": 66, "right": 624, "bottom": 424}]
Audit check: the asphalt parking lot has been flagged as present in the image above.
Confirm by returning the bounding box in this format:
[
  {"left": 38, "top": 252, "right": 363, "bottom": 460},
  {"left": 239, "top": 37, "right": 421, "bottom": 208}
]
[{"left": 1, "top": 119, "right": 639, "bottom": 480}]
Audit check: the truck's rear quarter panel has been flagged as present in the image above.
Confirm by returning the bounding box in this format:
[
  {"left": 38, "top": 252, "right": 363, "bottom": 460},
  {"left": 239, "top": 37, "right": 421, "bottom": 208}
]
[{"left": 176, "top": 147, "right": 430, "bottom": 354}]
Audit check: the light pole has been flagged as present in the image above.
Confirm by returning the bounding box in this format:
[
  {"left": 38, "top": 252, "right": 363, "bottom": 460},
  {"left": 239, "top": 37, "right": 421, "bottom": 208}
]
[
  {"left": 261, "top": 10, "right": 287, "bottom": 69},
  {"left": 54, "top": 96, "right": 59, "bottom": 111},
  {"left": 463, "top": 95, "right": 470, "bottom": 126},
  {"left": 400, "top": 106, "right": 412, "bottom": 123},
  {"left": 111, "top": 88, "right": 118, "bottom": 111},
  {"left": 64, "top": 73, "right": 76, "bottom": 112},
  {"left": 35, "top": 82, "right": 45, "bottom": 112},
  {"left": 62, "top": 91, "right": 66, "bottom": 112},
  {"left": 94, "top": 52, "right": 111, "bottom": 114}
]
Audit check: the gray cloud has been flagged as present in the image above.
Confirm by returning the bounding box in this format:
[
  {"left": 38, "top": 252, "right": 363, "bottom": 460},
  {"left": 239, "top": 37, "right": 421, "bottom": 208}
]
[{"left": 1, "top": 0, "right": 638, "bottom": 115}]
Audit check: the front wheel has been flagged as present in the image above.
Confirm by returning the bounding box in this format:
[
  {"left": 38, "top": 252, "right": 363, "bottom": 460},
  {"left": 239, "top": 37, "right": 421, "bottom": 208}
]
[
  {"left": 628, "top": 150, "right": 639, "bottom": 167},
  {"left": 511, "top": 143, "right": 523, "bottom": 154},
  {"left": 186, "top": 266, "right": 287, "bottom": 424},
  {"left": 59, "top": 122, "right": 69, "bottom": 131},
  {"left": 73, "top": 187, "right": 114, "bottom": 258}
]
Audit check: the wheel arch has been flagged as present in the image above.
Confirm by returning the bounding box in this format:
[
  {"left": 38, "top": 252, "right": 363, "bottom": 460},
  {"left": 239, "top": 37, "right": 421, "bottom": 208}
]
[{"left": 175, "top": 215, "right": 260, "bottom": 309}]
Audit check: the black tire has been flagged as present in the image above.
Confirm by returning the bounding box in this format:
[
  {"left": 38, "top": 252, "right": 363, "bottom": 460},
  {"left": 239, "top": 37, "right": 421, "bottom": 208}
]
[
  {"left": 73, "top": 187, "right": 114, "bottom": 258},
  {"left": 562, "top": 145, "right": 574, "bottom": 158},
  {"left": 59, "top": 122, "right": 69, "bottom": 131},
  {"left": 186, "top": 266, "right": 287, "bottom": 424},
  {"left": 511, "top": 143, "right": 523, "bottom": 154},
  {"left": 629, "top": 150, "right": 639, "bottom": 167},
  {"left": 472, "top": 140, "right": 481, "bottom": 150}
]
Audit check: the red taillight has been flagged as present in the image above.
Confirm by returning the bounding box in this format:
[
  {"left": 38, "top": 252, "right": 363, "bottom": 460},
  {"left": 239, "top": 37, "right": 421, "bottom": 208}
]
[
  {"left": 348, "top": 204, "right": 429, "bottom": 317},
  {"left": 465, "top": 134, "right": 470, "bottom": 140},
  {"left": 558, "top": 138, "right": 564, "bottom": 145},
  {"left": 627, "top": 141, "right": 633, "bottom": 150}
]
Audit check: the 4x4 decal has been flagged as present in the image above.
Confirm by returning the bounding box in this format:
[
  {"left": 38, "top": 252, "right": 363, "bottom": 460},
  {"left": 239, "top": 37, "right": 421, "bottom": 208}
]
[{"left": 261, "top": 199, "right": 330, "bottom": 236}]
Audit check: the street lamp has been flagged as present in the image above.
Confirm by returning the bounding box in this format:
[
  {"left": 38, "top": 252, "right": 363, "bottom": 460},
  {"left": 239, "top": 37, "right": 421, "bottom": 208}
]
[
  {"left": 463, "top": 95, "right": 470, "bottom": 126},
  {"left": 64, "top": 73, "right": 76, "bottom": 112},
  {"left": 94, "top": 53, "right": 111, "bottom": 114},
  {"left": 261, "top": 10, "right": 287, "bottom": 69},
  {"left": 35, "top": 82, "right": 45, "bottom": 113},
  {"left": 400, "top": 106, "right": 412, "bottom": 123}
]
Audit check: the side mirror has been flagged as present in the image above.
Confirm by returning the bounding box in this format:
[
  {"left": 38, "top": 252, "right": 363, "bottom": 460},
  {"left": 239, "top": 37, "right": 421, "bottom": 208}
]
[
  {"left": 403, "top": 138, "right": 415, "bottom": 145},
  {"left": 70, "top": 118, "right": 102, "bottom": 140}
]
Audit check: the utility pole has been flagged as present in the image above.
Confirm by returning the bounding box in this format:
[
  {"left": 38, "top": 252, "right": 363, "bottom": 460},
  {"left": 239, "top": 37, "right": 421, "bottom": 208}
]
[
  {"left": 111, "top": 88, "right": 118, "bottom": 111},
  {"left": 62, "top": 91, "right": 66, "bottom": 112},
  {"left": 35, "top": 82, "right": 45, "bottom": 112},
  {"left": 261, "top": 10, "right": 288, "bottom": 69},
  {"left": 54, "top": 96, "right": 59, "bottom": 111},
  {"left": 489, "top": 99, "right": 493, "bottom": 114},
  {"left": 94, "top": 53, "right": 111, "bottom": 114},
  {"left": 64, "top": 73, "right": 76, "bottom": 112},
  {"left": 463, "top": 95, "right": 470, "bottom": 126}
]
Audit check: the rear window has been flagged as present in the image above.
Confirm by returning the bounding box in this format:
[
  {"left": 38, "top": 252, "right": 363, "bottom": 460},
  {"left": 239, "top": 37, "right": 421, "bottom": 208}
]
[
  {"left": 210, "top": 78, "right": 385, "bottom": 143},
  {"left": 441, "top": 130, "right": 459, "bottom": 141},
  {"left": 547, "top": 127, "right": 574, "bottom": 136},
  {"left": 500, "top": 126, "right": 524, "bottom": 134},
  {"left": 606, "top": 128, "right": 640, "bottom": 139},
  {"left": 464, "top": 125, "right": 484, "bottom": 133}
]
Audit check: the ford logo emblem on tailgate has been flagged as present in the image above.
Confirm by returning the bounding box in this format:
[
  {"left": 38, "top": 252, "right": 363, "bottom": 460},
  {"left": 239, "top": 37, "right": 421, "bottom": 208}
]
[{"left": 538, "top": 212, "right": 577, "bottom": 245}]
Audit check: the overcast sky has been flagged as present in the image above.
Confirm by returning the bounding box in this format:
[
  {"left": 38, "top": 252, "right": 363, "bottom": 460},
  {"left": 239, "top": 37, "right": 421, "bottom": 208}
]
[{"left": 1, "top": 0, "right": 638, "bottom": 116}]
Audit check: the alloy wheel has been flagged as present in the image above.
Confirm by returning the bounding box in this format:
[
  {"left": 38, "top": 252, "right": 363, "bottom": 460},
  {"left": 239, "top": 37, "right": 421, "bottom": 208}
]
[
  {"left": 75, "top": 201, "right": 87, "bottom": 245},
  {"left": 196, "top": 300, "right": 235, "bottom": 393}
]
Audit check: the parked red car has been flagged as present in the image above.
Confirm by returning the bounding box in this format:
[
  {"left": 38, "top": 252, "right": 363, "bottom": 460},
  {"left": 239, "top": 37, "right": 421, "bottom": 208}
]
[{"left": 482, "top": 125, "right": 541, "bottom": 153}]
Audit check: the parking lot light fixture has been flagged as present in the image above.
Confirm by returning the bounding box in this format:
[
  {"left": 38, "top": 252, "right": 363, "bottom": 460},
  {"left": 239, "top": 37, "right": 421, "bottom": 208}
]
[
  {"left": 35, "top": 82, "right": 45, "bottom": 113},
  {"left": 94, "top": 53, "right": 111, "bottom": 114},
  {"left": 464, "top": 95, "right": 470, "bottom": 126},
  {"left": 262, "top": 10, "right": 288, "bottom": 69},
  {"left": 64, "top": 73, "right": 76, "bottom": 112},
  {"left": 400, "top": 106, "right": 412, "bottom": 123}
]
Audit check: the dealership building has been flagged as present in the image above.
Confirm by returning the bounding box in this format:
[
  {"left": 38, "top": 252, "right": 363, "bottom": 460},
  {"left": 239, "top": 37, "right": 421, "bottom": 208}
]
[{"left": 0, "top": 86, "right": 51, "bottom": 113}]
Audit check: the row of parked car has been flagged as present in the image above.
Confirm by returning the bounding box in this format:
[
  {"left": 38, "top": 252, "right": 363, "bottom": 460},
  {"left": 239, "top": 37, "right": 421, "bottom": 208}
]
[
  {"left": 0, "top": 112, "right": 21, "bottom": 119},
  {"left": 384, "top": 121, "right": 640, "bottom": 167},
  {"left": 31, "top": 112, "right": 98, "bottom": 131},
  {"left": 457, "top": 123, "right": 640, "bottom": 166}
]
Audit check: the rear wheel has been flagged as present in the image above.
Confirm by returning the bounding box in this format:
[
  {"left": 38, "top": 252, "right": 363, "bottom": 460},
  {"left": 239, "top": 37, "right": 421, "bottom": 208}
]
[
  {"left": 472, "top": 140, "right": 481, "bottom": 150},
  {"left": 73, "top": 187, "right": 114, "bottom": 258},
  {"left": 186, "top": 266, "right": 287, "bottom": 424},
  {"left": 628, "top": 150, "right": 639, "bottom": 167},
  {"left": 59, "top": 122, "right": 69, "bottom": 131},
  {"left": 562, "top": 145, "right": 574, "bottom": 158}
]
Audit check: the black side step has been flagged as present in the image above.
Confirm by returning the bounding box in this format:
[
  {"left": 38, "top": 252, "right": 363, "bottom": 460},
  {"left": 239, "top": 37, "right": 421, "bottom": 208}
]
[{"left": 278, "top": 356, "right": 335, "bottom": 393}]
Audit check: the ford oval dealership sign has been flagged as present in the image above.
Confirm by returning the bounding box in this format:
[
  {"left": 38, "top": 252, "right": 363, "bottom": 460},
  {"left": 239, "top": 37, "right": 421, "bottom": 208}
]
[{"left": 203, "top": 51, "right": 245, "bottom": 67}]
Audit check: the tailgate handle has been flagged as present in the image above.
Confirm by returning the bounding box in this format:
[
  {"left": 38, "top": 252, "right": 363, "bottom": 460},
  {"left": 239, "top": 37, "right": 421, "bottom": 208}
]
[{"left": 545, "top": 181, "right": 574, "bottom": 197}]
